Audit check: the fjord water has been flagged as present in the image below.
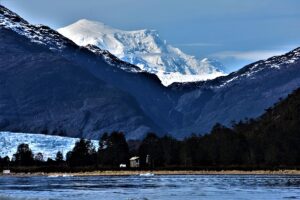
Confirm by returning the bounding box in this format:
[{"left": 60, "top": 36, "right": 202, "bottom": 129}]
[{"left": 0, "top": 175, "right": 299, "bottom": 200}]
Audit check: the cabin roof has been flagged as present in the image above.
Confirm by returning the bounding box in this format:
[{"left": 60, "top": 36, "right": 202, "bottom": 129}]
[{"left": 129, "top": 156, "right": 139, "bottom": 161}]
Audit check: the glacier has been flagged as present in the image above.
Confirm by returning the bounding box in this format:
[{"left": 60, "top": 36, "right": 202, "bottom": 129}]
[
  {"left": 58, "top": 19, "right": 226, "bottom": 86},
  {"left": 0, "top": 132, "right": 99, "bottom": 160}
]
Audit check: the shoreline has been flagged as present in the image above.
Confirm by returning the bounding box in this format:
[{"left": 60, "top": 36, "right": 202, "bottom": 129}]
[{"left": 2, "top": 170, "right": 300, "bottom": 177}]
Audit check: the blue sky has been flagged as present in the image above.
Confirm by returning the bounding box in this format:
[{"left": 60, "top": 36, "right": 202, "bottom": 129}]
[{"left": 2, "top": 0, "right": 300, "bottom": 72}]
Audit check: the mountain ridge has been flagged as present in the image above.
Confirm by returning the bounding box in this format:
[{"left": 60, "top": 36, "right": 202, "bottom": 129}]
[{"left": 1, "top": 5, "right": 300, "bottom": 139}]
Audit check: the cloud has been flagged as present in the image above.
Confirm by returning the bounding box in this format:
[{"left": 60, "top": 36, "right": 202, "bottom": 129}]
[
  {"left": 176, "top": 43, "right": 222, "bottom": 47},
  {"left": 212, "top": 50, "right": 287, "bottom": 61}
]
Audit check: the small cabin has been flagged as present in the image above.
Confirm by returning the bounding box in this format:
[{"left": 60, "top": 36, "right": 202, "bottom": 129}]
[
  {"left": 2, "top": 170, "right": 10, "bottom": 175},
  {"left": 129, "top": 156, "right": 140, "bottom": 168}
]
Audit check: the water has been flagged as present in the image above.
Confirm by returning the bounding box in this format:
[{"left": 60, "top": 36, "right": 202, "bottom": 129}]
[{"left": 0, "top": 175, "right": 300, "bottom": 200}]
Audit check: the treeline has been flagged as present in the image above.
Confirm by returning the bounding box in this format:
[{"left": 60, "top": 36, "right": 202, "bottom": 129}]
[{"left": 1, "top": 88, "right": 300, "bottom": 171}]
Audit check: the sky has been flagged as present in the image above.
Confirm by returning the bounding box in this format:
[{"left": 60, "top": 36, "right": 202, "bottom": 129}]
[{"left": 2, "top": 0, "right": 300, "bottom": 72}]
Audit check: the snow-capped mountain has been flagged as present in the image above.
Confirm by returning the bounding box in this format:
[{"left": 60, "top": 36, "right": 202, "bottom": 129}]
[
  {"left": 0, "top": 5, "right": 165, "bottom": 140},
  {"left": 0, "top": 132, "right": 98, "bottom": 159},
  {"left": 1, "top": 5, "right": 300, "bottom": 139},
  {"left": 58, "top": 19, "right": 226, "bottom": 86}
]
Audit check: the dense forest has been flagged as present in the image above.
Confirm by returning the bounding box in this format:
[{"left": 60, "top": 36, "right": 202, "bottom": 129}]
[{"left": 1, "top": 88, "right": 300, "bottom": 172}]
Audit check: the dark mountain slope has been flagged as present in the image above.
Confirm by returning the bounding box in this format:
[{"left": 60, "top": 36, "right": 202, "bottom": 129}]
[
  {"left": 245, "top": 87, "right": 300, "bottom": 164},
  {"left": 0, "top": 5, "right": 178, "bottom": 134},
  {"left": 226, "top": 87, "right": 300, "bottom": 165},
  {"left": 171, "top": 48, "right": 300, "bottom": 137},
  {"left": 0, "top": 28, "right": 161, "bottom": 139}
]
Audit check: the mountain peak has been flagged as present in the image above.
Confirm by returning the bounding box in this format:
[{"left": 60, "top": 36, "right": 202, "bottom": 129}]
[
  {"left": 69, "top": 19, "right": 120, "bottom": 34},
  {"left": 58, "top": 20, "right": 226, "bottom": 86}
]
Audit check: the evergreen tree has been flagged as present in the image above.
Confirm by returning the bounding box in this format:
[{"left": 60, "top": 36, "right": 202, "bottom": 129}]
[
  {"left": 0, "top": 156, "right": 10, "bottom": 168},
  {"left": 13, "top": 143, "right": 34, "bottom": 166},
  {"left": 98, "top": 132, "right": 129, "bottom": 167},
  {"left": 139, "top": 133, "right": 164, "bottom": 168},
  {"left": 160, "top": 135, "right": 180, "bottom": 166},
  {"left": 55, "top": 151, "right": 64, "bottom": 163},
  {"left": 34, "top": 152, "right": 44, "bottom": 162},
  {"left": 66, "top": 138, "right": 97, "bottom": 167}
]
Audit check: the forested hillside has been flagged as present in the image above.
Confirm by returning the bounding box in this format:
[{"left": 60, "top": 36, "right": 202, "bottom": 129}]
[
  {"left": 176, "top": 87, "right": 300, "bottom": 168},
  {"left": 1, "top": 88, "right": 300, "bottom": 171}
]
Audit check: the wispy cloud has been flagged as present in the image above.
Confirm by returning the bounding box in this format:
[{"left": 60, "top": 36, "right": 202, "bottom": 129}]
[
  {"left": 212, "top": 50, "right": 287, "bottom": 61},
  {"left": 176, "top": 43, "right": 222, "bottom": 47}
]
